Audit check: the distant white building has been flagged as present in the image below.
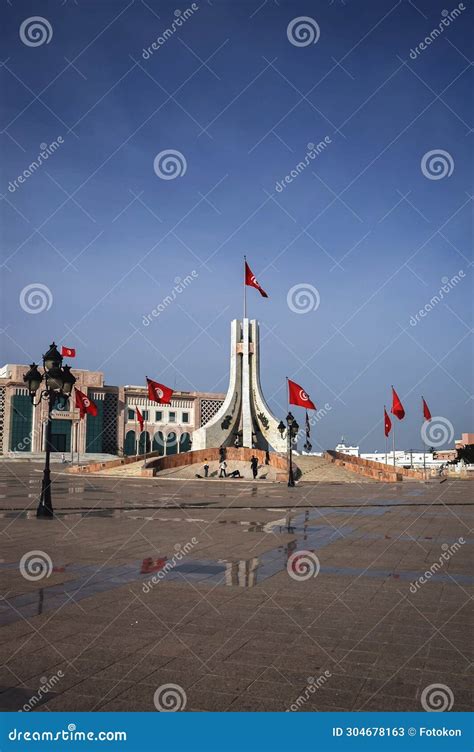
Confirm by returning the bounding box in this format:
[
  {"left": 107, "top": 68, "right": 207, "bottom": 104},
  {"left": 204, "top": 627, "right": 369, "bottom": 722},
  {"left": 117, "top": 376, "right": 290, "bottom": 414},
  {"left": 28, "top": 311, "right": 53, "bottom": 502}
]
[
  {"left": 334, "top": 439, "right": 445, "bottom": 470},
  {"left": 335, "top": 438, "right": 359, "bottom": 457}
]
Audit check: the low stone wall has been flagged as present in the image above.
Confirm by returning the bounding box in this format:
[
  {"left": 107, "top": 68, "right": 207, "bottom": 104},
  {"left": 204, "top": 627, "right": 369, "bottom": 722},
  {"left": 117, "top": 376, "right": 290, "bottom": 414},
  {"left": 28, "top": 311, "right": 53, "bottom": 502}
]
[
  {"left": 142, "top": 447, "right": 288, "bottom": 477},
  {"left": 68, "top": 451, "right": 161, "bottom": 474},
  {"left": 324, "top": 451, "right": 427, "bottom": 482}
]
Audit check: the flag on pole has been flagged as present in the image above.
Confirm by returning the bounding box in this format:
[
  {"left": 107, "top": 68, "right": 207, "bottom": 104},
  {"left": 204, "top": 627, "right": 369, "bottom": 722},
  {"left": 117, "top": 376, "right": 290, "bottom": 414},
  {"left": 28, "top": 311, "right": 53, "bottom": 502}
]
[
  {"left": 422, "top": 396, "right": 431, "bottom": 421},
  {"left": 391, "top": 386, "right": 405, "bottom": 420},
  {"left": 245, "top": 260, "right": 268, "bottom": 298},
  {"left": 75, "top": 387, "right": 98, "bottom": 419},
  {"left": 303, "top": 410, "right": 313, "bottom": 452},
  {"left": 288, "top": 379, "right": 316, "bottom": 410},
  {"left": 384, "top": 407, "right": 392, "bottom": 437},
  {"left": 61, "top": 346, "right": 76, "bottom": 357},
  {"left": 136, "top": 407, "right": 144, "bottom": 433},
  {"left": 146, "top": 377, "right": 173, "bottom": 405}
]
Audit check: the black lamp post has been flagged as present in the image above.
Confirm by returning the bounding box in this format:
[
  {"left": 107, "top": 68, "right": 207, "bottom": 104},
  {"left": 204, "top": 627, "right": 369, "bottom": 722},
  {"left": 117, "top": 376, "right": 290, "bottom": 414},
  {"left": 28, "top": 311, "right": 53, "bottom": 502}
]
[
  {"left": 278, "top": 411, "right": 299, "bottom": 487},
  {"left": 23, "top": 343, "right": 76, "bottom": 518}
]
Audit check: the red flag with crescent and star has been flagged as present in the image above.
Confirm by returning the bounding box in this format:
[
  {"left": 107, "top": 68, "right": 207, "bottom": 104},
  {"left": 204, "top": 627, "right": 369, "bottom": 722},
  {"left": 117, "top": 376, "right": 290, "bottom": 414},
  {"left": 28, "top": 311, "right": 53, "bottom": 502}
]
[
  {"left": 391, "top": 386, "right": 405, "bottom": 420},
  {"left": 136, "top": 407, "right": 144, "bottom": 433},
  {"left": 146, "top": 377, "right": 173, "bottom": 405},
  {"left": 61, "top": 346, "right": 76, "bottom": 358},
  {"left": 384, "top": 407, "right": 392, "bottom": 437},
  {"left": 75, "top": 387, "right": 98, "bottom": 419},
  {"left": 288, "top": 379, "right": 316, "bottom": 410},
  {"left": 422, "top": 397, "right": 431, "bottom": 422},
  {"left": 245, "top": 260, "right": 268, "bottom": 298}
]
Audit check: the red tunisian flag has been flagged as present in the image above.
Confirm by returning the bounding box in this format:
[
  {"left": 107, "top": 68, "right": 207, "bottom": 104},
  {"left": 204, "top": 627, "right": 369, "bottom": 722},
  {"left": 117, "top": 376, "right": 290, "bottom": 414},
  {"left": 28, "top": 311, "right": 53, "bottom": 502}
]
[
  {"left": 288, "top": 379, "right": 316, "bottom": 410},
  {"left": 391, "top": 386, "right": 405, "bottom": 420},
  {"left": 245, "top": 260, "right": 268, "bottom": 298},
  {"left": 384, "top": 407, "right": 392, "bottom": 437},
  {"left": 136, "top": 407, "right": 144, "bottom": 433},
  {"left": 75, "top": 387, "right": 98, "bottom": 419},
  {"left": 61, "top": 346, "right": 76, "bottom": 357},
  {"left": 146, "top": 377, "right": 173, "bottom": 405},
  {"left": 422, "top": 396, "right": 431, "bottom": 421}
]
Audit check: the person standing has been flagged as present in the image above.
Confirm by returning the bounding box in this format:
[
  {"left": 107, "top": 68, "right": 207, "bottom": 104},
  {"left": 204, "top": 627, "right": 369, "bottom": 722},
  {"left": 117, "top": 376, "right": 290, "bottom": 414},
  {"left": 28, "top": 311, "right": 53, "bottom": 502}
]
[
  {"left": 203, "top": 460, "right": 209, "bottom": 478},
  {"left": 219, "top": 460, "right": 227, "bottom": 478},
  {"left": 250, "top": 455, "right": 258, "bottom": 479}
]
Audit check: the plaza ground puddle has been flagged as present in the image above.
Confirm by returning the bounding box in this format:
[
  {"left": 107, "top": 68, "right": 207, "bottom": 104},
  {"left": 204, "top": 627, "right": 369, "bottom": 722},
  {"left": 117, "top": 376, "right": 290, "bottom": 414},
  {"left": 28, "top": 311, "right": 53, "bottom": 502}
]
[{"left": 1, "top": 511, "right": 473, "bottom": 626}]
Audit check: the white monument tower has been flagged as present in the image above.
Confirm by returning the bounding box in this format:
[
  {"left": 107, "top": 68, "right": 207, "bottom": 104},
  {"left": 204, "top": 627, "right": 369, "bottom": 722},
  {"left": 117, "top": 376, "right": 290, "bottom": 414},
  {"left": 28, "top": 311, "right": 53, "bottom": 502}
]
[{"left": 192, "top": 318, "right": 287, "bottom": 453}]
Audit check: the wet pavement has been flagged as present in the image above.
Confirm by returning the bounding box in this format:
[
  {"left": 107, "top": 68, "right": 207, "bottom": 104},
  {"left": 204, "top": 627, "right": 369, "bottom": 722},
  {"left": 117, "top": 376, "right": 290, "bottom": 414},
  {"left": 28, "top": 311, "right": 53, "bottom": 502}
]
[{"left": 0, "top": 461, "right": 472, "bottom": 712}]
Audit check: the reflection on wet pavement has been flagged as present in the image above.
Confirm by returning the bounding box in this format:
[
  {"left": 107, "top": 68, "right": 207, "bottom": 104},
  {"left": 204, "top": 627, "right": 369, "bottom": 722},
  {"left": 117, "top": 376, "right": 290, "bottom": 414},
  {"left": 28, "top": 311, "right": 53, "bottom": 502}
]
[{"left": 2, "top": 508, "right": 472, "bottom": 628}]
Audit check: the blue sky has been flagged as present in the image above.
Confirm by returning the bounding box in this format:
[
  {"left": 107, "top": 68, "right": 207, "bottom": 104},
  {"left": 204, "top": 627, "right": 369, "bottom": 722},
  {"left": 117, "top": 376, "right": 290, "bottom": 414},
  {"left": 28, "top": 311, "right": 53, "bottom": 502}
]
[{"left": 1, "top": 0, "right": 472, "bottom": 451}]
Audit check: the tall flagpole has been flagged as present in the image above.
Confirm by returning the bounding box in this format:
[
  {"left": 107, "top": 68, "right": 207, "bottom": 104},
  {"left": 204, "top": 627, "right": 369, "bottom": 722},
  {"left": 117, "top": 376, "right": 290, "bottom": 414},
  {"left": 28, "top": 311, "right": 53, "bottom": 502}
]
[
  {"left": 422, "top": 396, "right": 426, "bottom": 478},
  {"left": 243, "top": 255, "right": 247, "bottom": 320},
  {"left": 384, "top": 405, "right": 387, "bottom": 465},
  {"left": 135, "top": 417, "right": 138, "bottom": 456},
  {"left": 392, "top": 419, "right": 396, "bottom": 467}
]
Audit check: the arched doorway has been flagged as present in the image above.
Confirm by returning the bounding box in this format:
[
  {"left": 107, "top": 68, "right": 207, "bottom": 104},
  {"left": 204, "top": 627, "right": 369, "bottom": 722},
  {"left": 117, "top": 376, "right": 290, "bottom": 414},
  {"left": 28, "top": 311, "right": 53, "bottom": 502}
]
[
  {"left": 124, "top": 430, "right": 136, "bottom": 456},
  {"left": 139, "top": 431, "right": 150, "bottom": 454},
  {"left": 152, "top": 431, "right": 165, "bottom": 455},
  {"left": 166, "top": 431, "right": 178, "bottom": 455},
  {"left": 179, "top": 432, "right": 192, "bottom": 453}
]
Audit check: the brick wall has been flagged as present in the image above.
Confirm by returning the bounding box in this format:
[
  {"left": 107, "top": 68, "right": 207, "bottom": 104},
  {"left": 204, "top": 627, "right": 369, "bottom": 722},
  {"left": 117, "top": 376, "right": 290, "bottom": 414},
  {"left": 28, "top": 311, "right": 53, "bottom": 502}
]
[{"left": 324, "top": 450, "right": 426, "bottom": 482}]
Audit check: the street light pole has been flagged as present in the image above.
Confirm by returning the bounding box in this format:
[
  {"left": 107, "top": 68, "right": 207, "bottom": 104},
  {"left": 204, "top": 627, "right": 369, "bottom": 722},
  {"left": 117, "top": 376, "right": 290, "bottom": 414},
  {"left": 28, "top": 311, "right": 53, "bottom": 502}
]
[
  {"left": 278, "top": 412, "right": 299, "bottom": 488},
  {"left": 24, "top": 343, "right": 76, "bottom": 519}
]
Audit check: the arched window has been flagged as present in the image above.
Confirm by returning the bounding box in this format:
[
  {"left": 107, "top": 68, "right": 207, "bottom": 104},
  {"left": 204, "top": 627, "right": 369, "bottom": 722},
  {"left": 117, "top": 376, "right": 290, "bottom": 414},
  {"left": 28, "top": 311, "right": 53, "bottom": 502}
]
[
  {"left": 124, "top": 430, "right": 136, "bottom": 456},
  {"left": 166, "top": 431, "right": 178, "bottom": 455},
  {"left": 139, "top": 431, "right": 150, "bottom": 454},
  {"left": 179, "top": 432, "right": 192, "bottom": 453},
  {"left": 152, "top": 431, "right": 165, "bottom": 456}
]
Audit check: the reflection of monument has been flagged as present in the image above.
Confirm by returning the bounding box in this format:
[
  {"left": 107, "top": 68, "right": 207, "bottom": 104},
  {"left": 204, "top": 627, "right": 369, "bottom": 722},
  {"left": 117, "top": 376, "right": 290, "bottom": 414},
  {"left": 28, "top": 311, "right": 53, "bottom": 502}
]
[
  {"left": 192, "top": 319, "right": 287, "bottom": 452},
  {"left": 224, "top": 558, "right": 259, "bottom": 588}
]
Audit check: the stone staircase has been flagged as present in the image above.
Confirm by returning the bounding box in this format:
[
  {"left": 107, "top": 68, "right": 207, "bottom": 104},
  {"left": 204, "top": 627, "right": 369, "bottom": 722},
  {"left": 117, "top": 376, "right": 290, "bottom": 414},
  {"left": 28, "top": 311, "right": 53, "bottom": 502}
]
[{"left": 294, "top": 455, "right": 375, "bottom": 483}]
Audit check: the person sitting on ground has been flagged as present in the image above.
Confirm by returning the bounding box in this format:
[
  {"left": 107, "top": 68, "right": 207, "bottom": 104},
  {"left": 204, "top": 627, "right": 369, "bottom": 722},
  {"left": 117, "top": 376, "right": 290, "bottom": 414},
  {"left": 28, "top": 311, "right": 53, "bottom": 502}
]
[
  {"left": 228, "top": 469, "right": 242, "bottom": 478},
  {"left": 203, "top": 460, "right": 209, "bottom": 478},
  {"left": 219, "top": 460, "right": 227, "bottom": 478}
]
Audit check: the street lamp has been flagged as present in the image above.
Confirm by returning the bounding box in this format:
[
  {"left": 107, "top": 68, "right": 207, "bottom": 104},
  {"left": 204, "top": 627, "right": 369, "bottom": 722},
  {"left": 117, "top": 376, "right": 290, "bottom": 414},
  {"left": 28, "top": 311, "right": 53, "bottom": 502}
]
[
  {"left": 278, "top": 411, "right": 299, "bottom": 487},
  {"left": 23, "top": 343, "right": 76, "bottom": 518}
]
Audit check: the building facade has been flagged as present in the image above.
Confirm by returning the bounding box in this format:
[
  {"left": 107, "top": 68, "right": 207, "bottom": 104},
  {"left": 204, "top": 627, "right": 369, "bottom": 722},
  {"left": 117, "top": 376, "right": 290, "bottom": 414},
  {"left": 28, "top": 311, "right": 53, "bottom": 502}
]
[{"left": 0, "top": 364, "right": 225, "bottom": 457}]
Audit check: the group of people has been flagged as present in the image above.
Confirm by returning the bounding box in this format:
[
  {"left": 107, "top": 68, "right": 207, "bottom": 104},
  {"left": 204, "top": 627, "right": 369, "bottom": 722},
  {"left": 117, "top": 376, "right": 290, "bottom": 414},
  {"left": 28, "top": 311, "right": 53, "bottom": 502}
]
[{"left": 201, "top": 454, "right": 260, "bottom": 480}]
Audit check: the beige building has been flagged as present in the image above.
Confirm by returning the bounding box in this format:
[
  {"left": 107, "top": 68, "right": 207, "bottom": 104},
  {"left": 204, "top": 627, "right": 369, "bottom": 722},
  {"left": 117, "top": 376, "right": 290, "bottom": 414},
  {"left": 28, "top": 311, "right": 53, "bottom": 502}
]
[{"left": 0, "top": 363, "right": 225, "bottom": 457}]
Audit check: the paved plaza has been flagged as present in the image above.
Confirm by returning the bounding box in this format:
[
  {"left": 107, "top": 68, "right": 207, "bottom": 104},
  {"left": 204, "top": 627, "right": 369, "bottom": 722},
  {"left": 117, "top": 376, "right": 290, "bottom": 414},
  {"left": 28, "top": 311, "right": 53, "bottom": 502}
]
[{"left": 0, "top": 462, "right": 472, "bottom": 712}]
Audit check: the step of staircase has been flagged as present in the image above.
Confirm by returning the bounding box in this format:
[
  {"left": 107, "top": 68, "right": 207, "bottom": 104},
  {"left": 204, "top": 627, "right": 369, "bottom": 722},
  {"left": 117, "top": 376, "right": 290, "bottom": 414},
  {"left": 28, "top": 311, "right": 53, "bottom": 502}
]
[{"left": 295, "top": 455, "right": 375, "bottom": 483}]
